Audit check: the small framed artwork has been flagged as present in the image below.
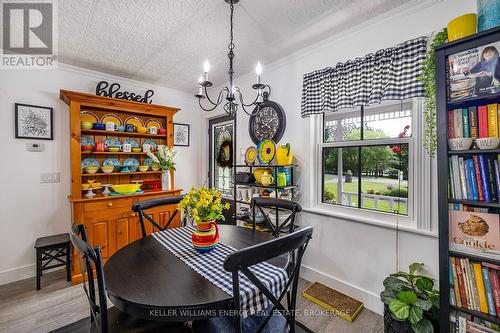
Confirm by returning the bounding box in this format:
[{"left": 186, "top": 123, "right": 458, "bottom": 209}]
[
  {"left": 15, "top": 103, "right": 53, "bottom": 140},
  {"left": 173, "top": 123, "right": 190, "bottom": 146}
]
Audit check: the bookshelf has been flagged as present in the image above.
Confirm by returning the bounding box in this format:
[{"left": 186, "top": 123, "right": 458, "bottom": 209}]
[{"left": 436, "top": 27, "right": 500, "bottom": 332}]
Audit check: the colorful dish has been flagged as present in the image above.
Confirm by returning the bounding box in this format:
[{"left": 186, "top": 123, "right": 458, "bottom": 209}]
[
  {"left": 103, "top": 157, "right": 122, "bottom": 172},
  {"left": 104, "top": 137, "right": 121, "bottom": 148},
  {"left": 110, "top": 184, "right": 142, "bottom": 195},
  {"left": 245, "top": 146, "right": 257, "bottom": 165},
  {"left": 80, "top": 111, "right": 98, "bottom": 124},
  {"left": 143, "top": 139, "right": 157, "bottom": 151},
  {"left": 123, "top": 138, "right": 139, "bottom": 148},
  {"left": 257, "top": 139, "right": 276, "bottom": 164},
  {"left": 80, "top": 136, "right": 95, "bottom": 147},
  {"left": 144, "top": 157, "right": 154, "bottom": 166},
  {"left": 81, "top": 157, "right": 100, "bottom": 170},
  {"left": 145, "top": 119, "right": 163, "bottom": 129},
  {"left": 124, "top": 116, "right": 145, "bottom": 128},
  {"left": 123, "top": 158, "right": 140, "bottom": 172},
  {"left": 100, "top": 113, "right": 122, "bottom": 126}
]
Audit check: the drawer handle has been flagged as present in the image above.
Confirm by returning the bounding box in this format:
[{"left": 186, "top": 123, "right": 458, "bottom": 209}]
[
  {"left": 130, "top": 213, "right": 137, "bottom": 217},
  {"left": 107, "top": 203, "right": 113, "bottom": 208}
]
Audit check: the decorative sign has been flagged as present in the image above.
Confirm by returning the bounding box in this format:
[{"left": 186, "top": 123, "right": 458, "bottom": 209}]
[{"left": 95, "top": 81, "right": 154, "bottom": 104}]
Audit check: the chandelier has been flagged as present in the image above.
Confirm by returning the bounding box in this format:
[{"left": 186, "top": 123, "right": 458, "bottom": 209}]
[{"left": 194, "top": 0, "right": 271, "bottom": 117}]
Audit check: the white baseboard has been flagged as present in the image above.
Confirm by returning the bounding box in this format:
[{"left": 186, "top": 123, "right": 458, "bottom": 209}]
[
  {"left": 0, "top": 264, "right": 36, "bottom": 286},
  {"left": 300, "top": 264, "right": 383, "bottom": 315}
]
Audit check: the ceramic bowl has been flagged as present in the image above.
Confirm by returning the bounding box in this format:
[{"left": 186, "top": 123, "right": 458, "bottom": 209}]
[
  {"left": 151, "top": 165, "right": 160, "bottom": 171},
  {"left": 138, "top": 165, "right": 149, "bottom": 172},
  {"left": 159, "top": 128, "right": 167, "bottom": 135},
  {"left": 93, "top": 122, "right": 105, "bottom": 130},
  {"left": 117, "top": 125, "right": 126, "bottom": 132},
  {"left": 84, "top": 166, "right": 98, "bottom": 174},
  {"left": 476, "top": 137, "right": 500, "bottom": 150},
  {"left": 81, "top": 121, "right": 93, "bottom": 130},
  {"left": 132, "top": 147, "right": 142, "bottom": 152},
  {"left": 101, "top": 166, "right": 114, "bottom": 173},
  {"left": 111, "top": 184, "right": 142, "bottom": 194},
  {"left": 81, "top": 145, "right": 93, "bottom": 152},
  {"left": 137, "top": 126, "right": 147, "bottom": 134},
  {"left": 89, "top": 182, "right": 101, "bottom": 188},
  {"left": 82, "top": 184, "right": 90, "bottom": 189},
  {"left": 448, "top": 138, "right": 473, "bottom": 151},
  {"left": 108, "top": 147, "right": 120, "bottom": 152}
]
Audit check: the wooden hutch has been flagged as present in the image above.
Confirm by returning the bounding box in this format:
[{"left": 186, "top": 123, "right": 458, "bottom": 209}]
[{"left": 61, "top": 90, "right": 182, "bottom": 283}]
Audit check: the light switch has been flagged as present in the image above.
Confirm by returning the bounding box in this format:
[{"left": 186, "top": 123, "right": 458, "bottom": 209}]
[
  {"left": 27, "top": 143, "right": 44, "bottom": 152},
  {"left": 40, "top": 172, "right": 60, "bottom": 183}
]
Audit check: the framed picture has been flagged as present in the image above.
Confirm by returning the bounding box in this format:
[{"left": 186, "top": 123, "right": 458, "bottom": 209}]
[
  {"left": 15, "top": 103, "right": 53, "bottom": 140},
  {"left": 173, "top": 123, "right": 190, "bottom": 146}
]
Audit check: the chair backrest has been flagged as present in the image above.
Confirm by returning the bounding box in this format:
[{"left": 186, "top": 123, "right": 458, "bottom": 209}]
[
  {"left": 251, "top": 197, "right": 302, "bottom": 237},
  {"left": 131, "top": 195, "right": 184, "bottom": 238},
  {"left": 223, "top": 226, "right": 313, "bottom": 333},
  {"left": 70, "top": 224, "right": 109, "bottom": 333}
]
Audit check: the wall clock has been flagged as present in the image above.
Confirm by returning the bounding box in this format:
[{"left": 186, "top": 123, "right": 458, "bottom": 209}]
[{"left": 248, "top": 92, "right": 286, "bottom": 144}]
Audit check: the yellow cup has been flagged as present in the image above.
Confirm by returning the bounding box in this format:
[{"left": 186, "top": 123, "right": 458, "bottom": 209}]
[
  {"left": 137, "top": 126, "right": 147, "bottom": 134},
  {"left": 447, "top": 13, "right": 477, "bottom": 42}
]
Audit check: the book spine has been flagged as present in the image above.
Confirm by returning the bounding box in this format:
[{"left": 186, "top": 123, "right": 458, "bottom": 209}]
[
  {"left": 482, "top": 267, "right": 497, "bottom": 316},
  {"left": 461, "top": 258, "right": 472, "bottom": 309},
  {"left": 470, "top": 106, "right": 478, "bottom": 139},
  {"left": 495, "top": 159, "right": 500, "bottom": 203},
  {"left": 469, "top": 262, "right": 480, "bottom": 311},
  {"left": 479, "top": 155, "right": 491, "bottom": 202},
  {"left": 482, "top": 262, "right": 500, "bottom": 271},
  {"left": 457, "top": 259, "right": 468, "bottom": 308},
  {"left": 463, "top": 158, "right": 473, "bottom": 200},
  {"left": 452, "top": 155, "right": 463, "bottom": 200},
  {"left": 488, "top": 104, "right": 499, "bottom": 138},
  {"left": 455, "top": 109, "right": 464, "bottom": 138},
  {"left": 473, "top": 262, "right": 489, "bottom": 313},
  {"left": 451, "top": 287, "right": 457, "bottom": 306},
  {"left": 463, "top": 108, "right": 471, "bottom": 138},
  {"left": 489, "top": 269, "right": 500, "bottom": 317},
  {"left": 449, "top": 111, "right": 456, "bottom": 139},
  {"left": 479, "top": 105, "right": 489, "bottom": 138},
  {"left": 473, "top": 155, "right": 485, "bottom": 201},
  {"left": 459, "top": 157, "right": 468, "bottom": 201},
  {"left": 452, "top": 257, "right": 463, "bottom": 308},
  {"left": 468, "top": 159, "right": 479, "bottom": 201},
  {"left": 487, "top": 157, "right": 498, "bottom": 203},
  {"left": 449, "top": 157, "right": 456, "bottom": 199}
]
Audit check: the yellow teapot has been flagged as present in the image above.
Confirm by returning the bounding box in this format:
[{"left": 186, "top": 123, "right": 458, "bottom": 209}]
[
  {"left": 261, "top": 171, "right": 274, "bottom": 186},
  {"left": 276, "top": 143, "right": 293, "bottom": 166}
]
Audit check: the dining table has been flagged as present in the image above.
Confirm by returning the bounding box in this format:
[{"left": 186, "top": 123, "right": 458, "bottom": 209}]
[{"left": 103, "top": 224, "right": 287, "bottom": 322}]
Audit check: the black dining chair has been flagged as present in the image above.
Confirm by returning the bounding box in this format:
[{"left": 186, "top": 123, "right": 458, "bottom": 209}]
[
  {"left": 69, "top": 224, "right": 187, "bottom": 333},
  {"left": 192, "top": 226, "right": 313, "bottom": 333},
  {"left": 131, "top": 195, "right": 184, "bottom": 238},
  {"left": 251, "top": 197, "right": 302, "bottom": 237}
]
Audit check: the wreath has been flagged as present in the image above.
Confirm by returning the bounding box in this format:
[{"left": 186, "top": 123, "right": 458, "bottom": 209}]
[{"left": 216, "top": 139, "right": 233, "bottom": 168}]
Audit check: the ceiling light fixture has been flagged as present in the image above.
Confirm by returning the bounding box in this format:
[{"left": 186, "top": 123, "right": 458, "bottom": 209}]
[{"left": 194, "top": 0, "right": 271, "bottom": 117}]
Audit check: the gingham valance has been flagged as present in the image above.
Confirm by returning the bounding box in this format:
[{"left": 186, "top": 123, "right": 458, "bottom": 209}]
[{"left": 301, "top": 36, "right": 428, "bottom": 117}]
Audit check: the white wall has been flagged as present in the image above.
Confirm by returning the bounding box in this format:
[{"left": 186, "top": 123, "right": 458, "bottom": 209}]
[
  {"left": 0, "top": 65, "right": 202, "bottom": 285},
  {"left": 202, "top": 0, "right": 476, "bottom": 314}
]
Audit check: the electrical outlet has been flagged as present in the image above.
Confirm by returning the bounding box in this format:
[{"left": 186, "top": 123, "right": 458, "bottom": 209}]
[{"left": 40, "top": 172, "right": 60, "bottom": 183}]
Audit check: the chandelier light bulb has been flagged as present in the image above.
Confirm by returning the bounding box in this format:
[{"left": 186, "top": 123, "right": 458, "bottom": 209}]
[
  {"left": 198, "top": 75, "right": 203, "bottom": 84},
  {"left": 255, "top": 62, "right": 262, "bottom": 76},
  {"left": 203, "top": 59, "right": 210, "bottom": 73}
]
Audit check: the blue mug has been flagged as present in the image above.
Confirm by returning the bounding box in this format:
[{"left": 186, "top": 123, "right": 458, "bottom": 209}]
[
  {"left": 125, "top": 124, "right": 136, "bottom": 133},
  {"left": 93, "top": 122, "right": 105, "bottom": 130},
  {"left": 117, "top": 125, "right": 126, "bottom": 132}
]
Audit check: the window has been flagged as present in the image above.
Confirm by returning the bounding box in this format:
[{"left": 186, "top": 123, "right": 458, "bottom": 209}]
[{"left": 320, "top": 101, "right": 413, "bottom": 217}]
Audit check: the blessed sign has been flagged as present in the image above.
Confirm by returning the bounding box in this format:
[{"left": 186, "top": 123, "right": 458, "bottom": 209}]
[{"left": 95, "top": 81, "right": 154, "bottom": 104}]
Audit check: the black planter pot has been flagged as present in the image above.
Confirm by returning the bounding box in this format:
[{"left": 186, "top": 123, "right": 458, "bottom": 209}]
[{"left": 383, "top": 305, "right": 440, "bottom": 333}]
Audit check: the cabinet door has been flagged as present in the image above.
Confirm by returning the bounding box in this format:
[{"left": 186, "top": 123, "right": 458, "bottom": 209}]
[
  {"left": 85, "top": 219, "right": 110, "bottom": 259},
  {"left": 114, "top": 218, "right": 130, "bottom": 251}
]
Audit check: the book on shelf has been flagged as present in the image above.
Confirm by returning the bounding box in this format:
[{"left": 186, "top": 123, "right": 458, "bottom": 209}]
[
  {"left": 450, "top": 256, "right": 500, "bottom": 318},
  {"left": 448, "top": 104, "right": 500, "bottom": 139},
  {"left": 448, "top": 154, "right": 500, "bottom": 203}
]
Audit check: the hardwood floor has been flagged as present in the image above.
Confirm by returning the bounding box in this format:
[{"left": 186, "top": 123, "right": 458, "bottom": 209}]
[{"left": 0, "top": 271, "right": 383, "bottom": 333}]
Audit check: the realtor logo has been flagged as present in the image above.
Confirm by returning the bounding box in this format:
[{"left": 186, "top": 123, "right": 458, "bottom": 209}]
[{"left": 2, "top": 0, "right": 58, "bottom": 69}]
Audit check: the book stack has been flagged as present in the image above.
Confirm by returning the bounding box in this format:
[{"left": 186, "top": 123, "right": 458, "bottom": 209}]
[
  {"left": 450, "top": 256, "right": 500, "bottom": 319},
  {"left": 452, "top": 311, "right": 500, "bottom": 332},
  {"left": 448, "top": 104, "right": 500, "bottom": 139},
  {"left": 448, "top": 154, "right": 500, "bottom": 202}
]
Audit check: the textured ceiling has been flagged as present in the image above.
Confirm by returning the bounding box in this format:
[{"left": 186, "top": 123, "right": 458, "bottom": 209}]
[{"left": 59, "top": 0, "right": 412, "bottom": 93}]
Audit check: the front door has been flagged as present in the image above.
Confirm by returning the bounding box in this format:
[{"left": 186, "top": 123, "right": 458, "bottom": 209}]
[{"left": 208, "top": 115, "right": 235, "bottom": 224}]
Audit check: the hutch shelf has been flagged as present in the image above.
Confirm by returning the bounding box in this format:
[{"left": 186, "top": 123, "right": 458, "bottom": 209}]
[
  {"left": 60, "top": 90, "right": 182, "bottom": 284},
  {"left": 436, "top": 27, "right": 500, "bottom": 332}
]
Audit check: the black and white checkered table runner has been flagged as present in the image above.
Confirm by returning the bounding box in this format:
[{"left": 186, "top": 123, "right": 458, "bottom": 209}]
[{"left": 152, "top": 226, "right": 288, "bottom": 316}]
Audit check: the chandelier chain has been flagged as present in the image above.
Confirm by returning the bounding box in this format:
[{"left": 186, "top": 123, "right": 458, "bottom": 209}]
[{"left": 228, "top": 4, "right": 235, "bottom": 51}]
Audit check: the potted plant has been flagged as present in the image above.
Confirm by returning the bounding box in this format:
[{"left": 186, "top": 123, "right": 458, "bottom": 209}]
[
  {"left": 178, "top": 187, "right": 230, "bottom": 253},
  {"left": 147, "top": 145, "right": 177, "bottom": 190},
  {"left": 380, "top": 263, "right": 440, "bottom": 333}
]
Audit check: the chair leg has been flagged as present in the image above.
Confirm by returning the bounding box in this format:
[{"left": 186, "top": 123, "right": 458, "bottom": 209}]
[
  {"left": 36, "top": 249, "right": 41, "bottom": 290},
  {"left": 66, "top": 243, "right": 71, "bottom": 282}
]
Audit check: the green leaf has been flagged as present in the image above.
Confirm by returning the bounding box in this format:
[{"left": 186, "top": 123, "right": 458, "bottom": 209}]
[
  {"left": 416, "top": 277, "right": 434, "bottom": 293},
  {"left": 389, "top": 300, "right": 410, "bottom": 320},
  {"left": 397, "top": 290, "right": 417, "bottom": 305},
  {"left": 415, "top": 298, "right": 433, "bottom": 311},
  {"left": 380, "top": 290, "right": 396, "bottom": 305},
  {"left": 409, "top": 263, "right": 424, "bottom": 275},
  {"left": 408, "top": 306, "right": 423, "bottom": 325},
  {"left": 411, "top": 317, "right": 434, "bottom": 333},
  {"left": 383, "top": 276, "right": 407, "bottom": 292}
]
